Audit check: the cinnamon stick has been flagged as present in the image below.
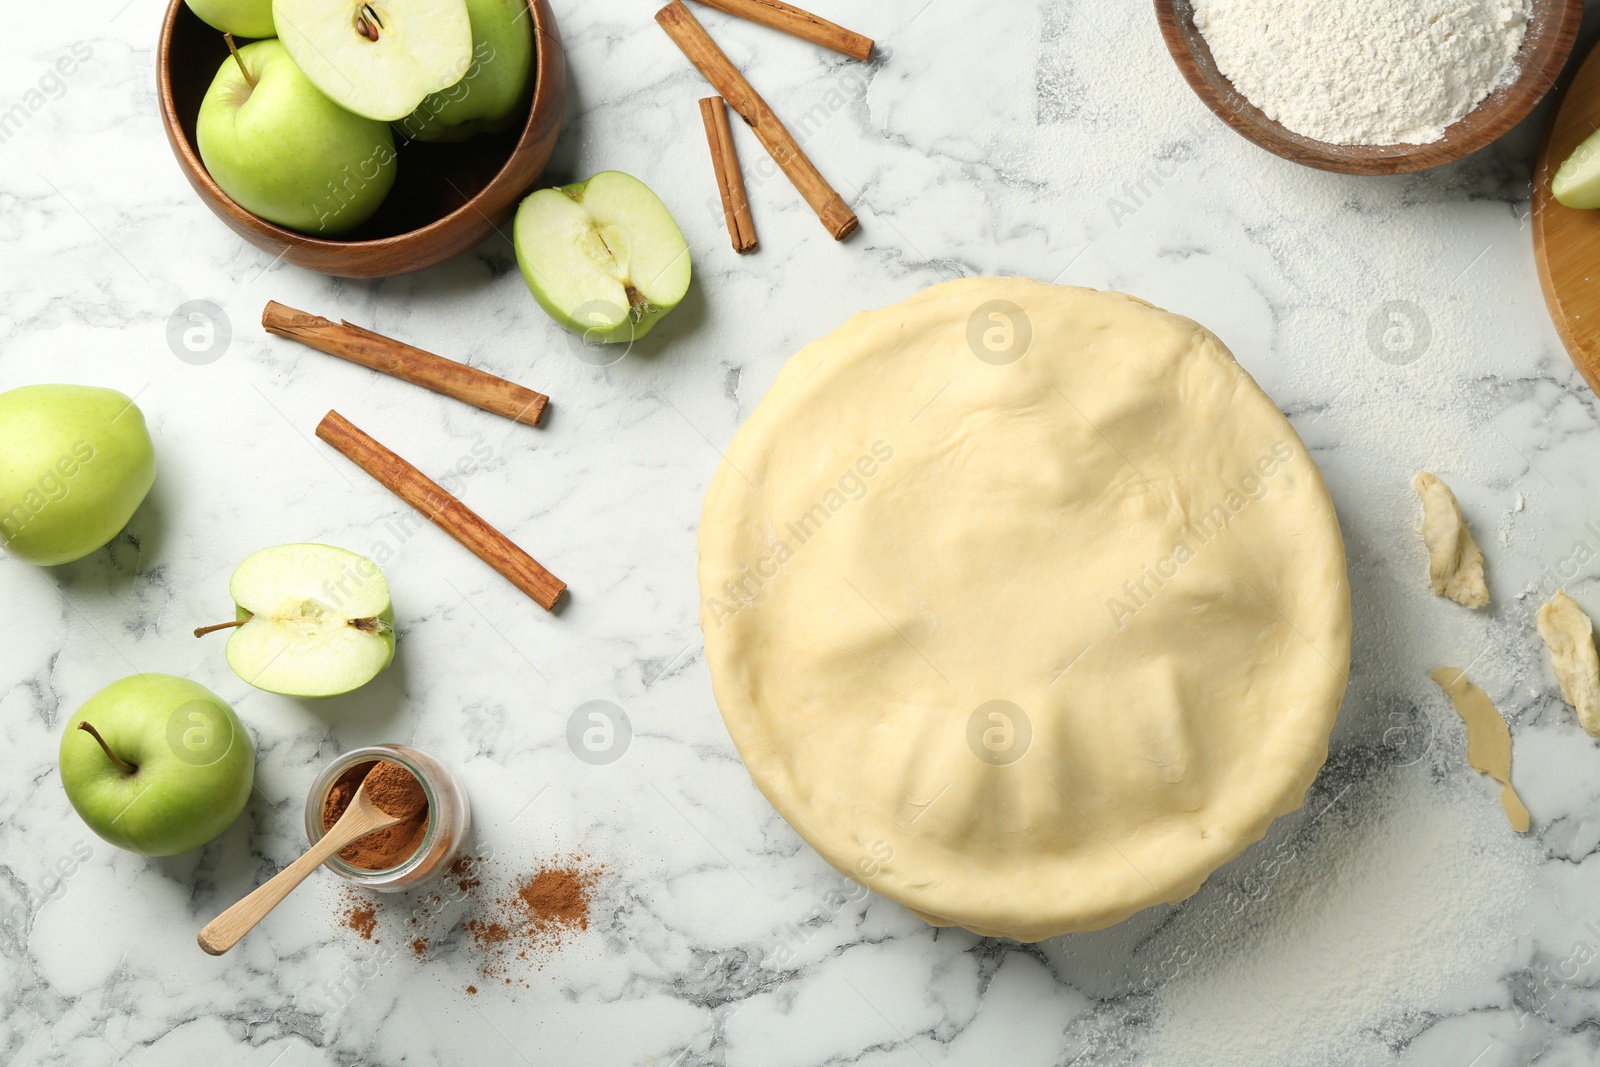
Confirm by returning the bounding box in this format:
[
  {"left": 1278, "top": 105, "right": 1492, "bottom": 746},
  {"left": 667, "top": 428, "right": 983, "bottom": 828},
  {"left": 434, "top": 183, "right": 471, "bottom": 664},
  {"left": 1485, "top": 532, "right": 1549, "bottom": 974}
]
[
  {"left": 656, "top": 0, "right": 858, "bottom": 241},
  {"left": 264, "top": 302, "right": 548, "bottom": 428},
  {"left": 699, "top": 96, "right": 758, "bottom": 253},
  {"left": 692, "top": 0, "right": 872, "bottom": 61},
  {"left": 315, "top": 411, "right": 566, "bottom": 611}
]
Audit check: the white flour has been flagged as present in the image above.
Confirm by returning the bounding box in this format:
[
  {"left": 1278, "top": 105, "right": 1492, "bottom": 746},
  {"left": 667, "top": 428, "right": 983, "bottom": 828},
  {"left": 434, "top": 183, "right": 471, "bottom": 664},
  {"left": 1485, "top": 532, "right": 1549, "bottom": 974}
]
[
  {"left": 1192, "top": 0, "right": 1530, "bottom": 145},
  {"left": 1140, "top": 775, "right": 1534, "bottom": 1067}
]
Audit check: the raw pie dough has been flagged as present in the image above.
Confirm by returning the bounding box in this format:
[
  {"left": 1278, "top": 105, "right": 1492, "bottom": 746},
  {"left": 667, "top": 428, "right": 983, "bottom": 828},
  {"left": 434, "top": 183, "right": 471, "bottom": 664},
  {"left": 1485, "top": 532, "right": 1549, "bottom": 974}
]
[
  {"left": 698, "top": 278, "right": 1352, "bottom": 941},
  {"left": 1429, "top": 667, "right": 1529, "bottom": 833},
  {"left": 1537, "top": 590, "right": 1600, "bottom": 736},
  {"left": 1413, "top": 472, "right": 1489, "bottom": 609}
]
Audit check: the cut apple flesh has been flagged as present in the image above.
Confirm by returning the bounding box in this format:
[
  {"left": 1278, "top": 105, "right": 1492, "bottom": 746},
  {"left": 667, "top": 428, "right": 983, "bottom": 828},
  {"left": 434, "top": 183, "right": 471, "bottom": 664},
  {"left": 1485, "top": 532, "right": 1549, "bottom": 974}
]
[
  {"left": 225, "top": 544, "right": 395, "bottom": 698},
  {"left": 515, "top": 171, "right": 691, "bottom": 339},
  {"left": 1554, "top": 130, "right": 1600, "bottom": 210},
  {"left": 273, "top": 0, "right": 473, "bottom": 121}
]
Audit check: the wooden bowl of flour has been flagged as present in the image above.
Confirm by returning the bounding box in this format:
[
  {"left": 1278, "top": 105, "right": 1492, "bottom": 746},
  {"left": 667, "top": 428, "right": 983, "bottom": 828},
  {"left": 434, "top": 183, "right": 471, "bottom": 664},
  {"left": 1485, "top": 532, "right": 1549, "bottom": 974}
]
[{"left": 1156, "top": 0, "right": 1581, "bottom": 174}]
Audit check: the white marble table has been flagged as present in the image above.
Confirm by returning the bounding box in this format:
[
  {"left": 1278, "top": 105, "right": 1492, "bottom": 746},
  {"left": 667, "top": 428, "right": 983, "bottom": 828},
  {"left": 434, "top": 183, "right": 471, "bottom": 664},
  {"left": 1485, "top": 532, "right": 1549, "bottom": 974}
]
[{"left": 7, "top": 1, "right": 1600, "bottom": 1064}]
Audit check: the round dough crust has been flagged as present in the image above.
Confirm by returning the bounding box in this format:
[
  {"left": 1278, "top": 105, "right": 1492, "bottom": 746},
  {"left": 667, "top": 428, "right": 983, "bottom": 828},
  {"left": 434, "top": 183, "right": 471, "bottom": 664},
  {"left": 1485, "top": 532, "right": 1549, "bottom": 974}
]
[{"left": 698, "top": 278, "right": 1350, "bottom": 941}]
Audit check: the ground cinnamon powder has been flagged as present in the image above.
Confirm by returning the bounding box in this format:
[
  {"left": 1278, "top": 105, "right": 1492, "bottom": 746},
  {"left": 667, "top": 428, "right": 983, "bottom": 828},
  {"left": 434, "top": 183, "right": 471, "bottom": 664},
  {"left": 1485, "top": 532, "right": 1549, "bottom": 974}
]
[
  {"left": 327, "top": 849, "right": 604, "bottom": 987},
  {"left": 336, "top": 887, "right": 379, "bottom": 941},
  {"left": 460, "top": 857, "right": 603, "bottom": 982},
  {"left": 322, "top": 760, "right": 430, "bottom": 869},
  {"left": 345, "top": 903, "right": 377, "bottom": 940},
  {"left": 449, "top": 855, "right": 481, "bottom": 892},
  {"left": 517, "top": 866, "right": 595, "bottom": 931}
]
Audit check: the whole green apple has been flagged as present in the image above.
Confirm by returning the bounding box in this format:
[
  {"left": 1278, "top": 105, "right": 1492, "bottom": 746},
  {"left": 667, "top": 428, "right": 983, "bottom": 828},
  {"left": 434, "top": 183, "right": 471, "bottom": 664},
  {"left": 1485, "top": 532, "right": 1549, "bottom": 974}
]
[
  {"left": 60, "top": 674, "right": 254, "bottom": 856},
  {"left": 197, "top": 39, "right": 397, "bottom": 237},
  {"left": 184, "top": 0, "right": 274, "bottom": 39},
  {"left": 0, "top": 384, "right": 156, "bottom": 566},
  {"left": 396, "top": 0, "right": 534, "bottom": 142}
]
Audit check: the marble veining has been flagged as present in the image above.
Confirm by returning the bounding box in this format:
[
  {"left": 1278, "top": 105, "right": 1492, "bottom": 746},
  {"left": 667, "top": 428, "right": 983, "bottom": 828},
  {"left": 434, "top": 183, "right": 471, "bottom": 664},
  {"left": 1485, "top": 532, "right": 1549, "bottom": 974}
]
[{"left": 7, "top": 0, "right": 1600, "bottom": 1064}]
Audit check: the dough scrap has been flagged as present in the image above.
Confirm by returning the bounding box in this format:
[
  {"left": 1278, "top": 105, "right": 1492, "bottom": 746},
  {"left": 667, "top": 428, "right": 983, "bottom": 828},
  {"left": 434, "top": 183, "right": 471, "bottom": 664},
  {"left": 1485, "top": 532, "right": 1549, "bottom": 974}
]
[
  {"left": 698, "top": 278, "right": 1352, "bottom": 941},
  {"left": 1537, "top": 590, "right": 1600, "bottom": 736},
  {"left": 1429, "top": 667, "right": 1529, "bottom": 833},
  {"left": 1413, "top": 472, "right": 1489, "bottom": 609}
]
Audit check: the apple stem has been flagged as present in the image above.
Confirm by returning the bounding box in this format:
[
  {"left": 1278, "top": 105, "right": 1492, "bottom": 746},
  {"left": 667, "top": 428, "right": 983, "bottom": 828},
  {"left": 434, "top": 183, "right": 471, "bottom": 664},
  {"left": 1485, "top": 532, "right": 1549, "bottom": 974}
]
[
  {"left": 224, "top": 33, "right": 255, "bottom": 89},
  {"left": 78, "top": 722, "right": 138, "bottom": 776},
  {"left": 194, "top": 619, "right": 248, "bottom": 638}
]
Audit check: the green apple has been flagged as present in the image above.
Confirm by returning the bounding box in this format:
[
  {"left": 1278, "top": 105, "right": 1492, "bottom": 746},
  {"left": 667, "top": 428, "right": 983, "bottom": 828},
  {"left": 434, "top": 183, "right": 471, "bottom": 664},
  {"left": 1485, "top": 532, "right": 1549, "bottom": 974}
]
[
  {"left": 395, "top": 0, "right": 533, "bottom": 142},
  {"left": 197, "top": 39, "right": 397, "bottom": 236},
  {"left": 1555, "top": 129, "right": 1600, "bottom": 209},
  {"left": 514, "top": 171, "right": 692, "bottom": 345},
  {"left": 0, "top": 385, "right": 155, "bottom": 566},
  {"left": 274, "top": 0, "right": 473, "bottom": 122},
  {"left": 199, "top": 543, "right": 395, "bottom": 698},
  {"left": 184, "top": 0, "right": 274, "bottom": 38},
  {"left": 60, "top": 675, "right": 254, "bottom": 856}
]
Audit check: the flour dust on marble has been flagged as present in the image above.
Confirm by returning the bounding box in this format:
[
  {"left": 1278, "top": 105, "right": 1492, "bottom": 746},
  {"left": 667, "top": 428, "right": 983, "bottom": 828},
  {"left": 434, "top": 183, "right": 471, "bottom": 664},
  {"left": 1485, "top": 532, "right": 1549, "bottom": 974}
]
[{"left": 1140, "top": 764, "right": 1534, "bottom": 1067}]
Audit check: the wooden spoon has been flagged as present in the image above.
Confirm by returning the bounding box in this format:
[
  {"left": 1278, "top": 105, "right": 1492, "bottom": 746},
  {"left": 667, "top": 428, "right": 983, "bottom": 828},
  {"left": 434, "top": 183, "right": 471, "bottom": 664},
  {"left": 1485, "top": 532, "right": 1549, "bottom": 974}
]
[{"left": 197, "top": 774, "right": 401, "bottom": 955}]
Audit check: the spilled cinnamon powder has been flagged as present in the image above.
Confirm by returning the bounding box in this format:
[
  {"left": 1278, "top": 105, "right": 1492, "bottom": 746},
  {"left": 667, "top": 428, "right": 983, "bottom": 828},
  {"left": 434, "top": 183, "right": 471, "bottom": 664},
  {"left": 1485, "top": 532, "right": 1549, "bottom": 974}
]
[
  {"left": 464, "top": 857, "right": 603, "bottom": 981},
  {"left": 337, "top": 888, "right": 379, "bottom": 941},
  {"left": 449, "top": 855, "right": 481, "bottom": 892},
  {"left": 518, "top": 866, "right": 594, "bottom": 931},
  {"left": 322, "top": 760, "right": 429, "bottom": 869},
  {"left": 346, "top": 906, "right": 377, "bottom": 940},
  {"left": 327, "top": 849, "right": 604, "bottom": 986}
]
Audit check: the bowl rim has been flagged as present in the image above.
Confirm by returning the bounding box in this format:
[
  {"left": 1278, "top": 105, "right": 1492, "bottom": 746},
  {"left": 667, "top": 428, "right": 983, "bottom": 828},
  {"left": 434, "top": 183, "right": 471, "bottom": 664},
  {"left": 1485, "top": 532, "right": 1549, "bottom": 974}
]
[
  {"left": 1155, "top": 0, "right": 1584, "bottom": 175},
  {"left": 156, "top": 0, "right": 561, "bottom": 250}
]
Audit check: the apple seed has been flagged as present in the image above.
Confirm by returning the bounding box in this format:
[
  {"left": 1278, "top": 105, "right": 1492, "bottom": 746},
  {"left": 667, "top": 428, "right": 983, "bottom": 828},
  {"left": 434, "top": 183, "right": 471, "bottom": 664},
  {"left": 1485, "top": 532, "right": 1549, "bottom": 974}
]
[{"left": 356, "top": 4, "right": 385, "bottom": 42}]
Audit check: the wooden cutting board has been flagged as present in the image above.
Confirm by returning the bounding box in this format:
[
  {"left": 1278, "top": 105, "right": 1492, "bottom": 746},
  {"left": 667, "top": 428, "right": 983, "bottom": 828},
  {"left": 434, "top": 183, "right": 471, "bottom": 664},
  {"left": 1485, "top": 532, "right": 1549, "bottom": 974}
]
[{"left": 1535, "top": 37, "right": 1600, "bottom": 395}]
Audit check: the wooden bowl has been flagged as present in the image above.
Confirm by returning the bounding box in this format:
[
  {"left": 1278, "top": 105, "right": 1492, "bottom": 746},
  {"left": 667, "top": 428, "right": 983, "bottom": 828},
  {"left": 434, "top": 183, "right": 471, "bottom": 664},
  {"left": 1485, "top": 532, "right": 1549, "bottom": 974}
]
[
  {"left": 1155, "top": 0, "right": 1580, "bottom": 175},
  {"left": 157, "top": 0, "right": 565, "bottom": 277}
]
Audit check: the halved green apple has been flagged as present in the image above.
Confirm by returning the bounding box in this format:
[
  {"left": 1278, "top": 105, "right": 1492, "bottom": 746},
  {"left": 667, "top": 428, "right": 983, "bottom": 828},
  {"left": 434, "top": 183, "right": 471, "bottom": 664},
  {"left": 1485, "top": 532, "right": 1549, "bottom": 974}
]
[
  {"left": 204, "top": 543, "right": 395, "bottom": 698},
  {"left": 513, "top": 171, "right": 692, "bottom": 345},
  {"left": 1555, "top": 129, "right": 1600, "bottom": 210},
  {"left": 272, "top": 0, "right": 473, "bottom": 122}
]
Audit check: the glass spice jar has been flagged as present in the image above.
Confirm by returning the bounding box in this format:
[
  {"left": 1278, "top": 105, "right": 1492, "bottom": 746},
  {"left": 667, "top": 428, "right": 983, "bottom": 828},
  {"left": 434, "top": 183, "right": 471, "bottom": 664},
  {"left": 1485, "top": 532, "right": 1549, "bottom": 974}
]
[{"left": 303, "top": 744, "right": 470, "bottom": 892}]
